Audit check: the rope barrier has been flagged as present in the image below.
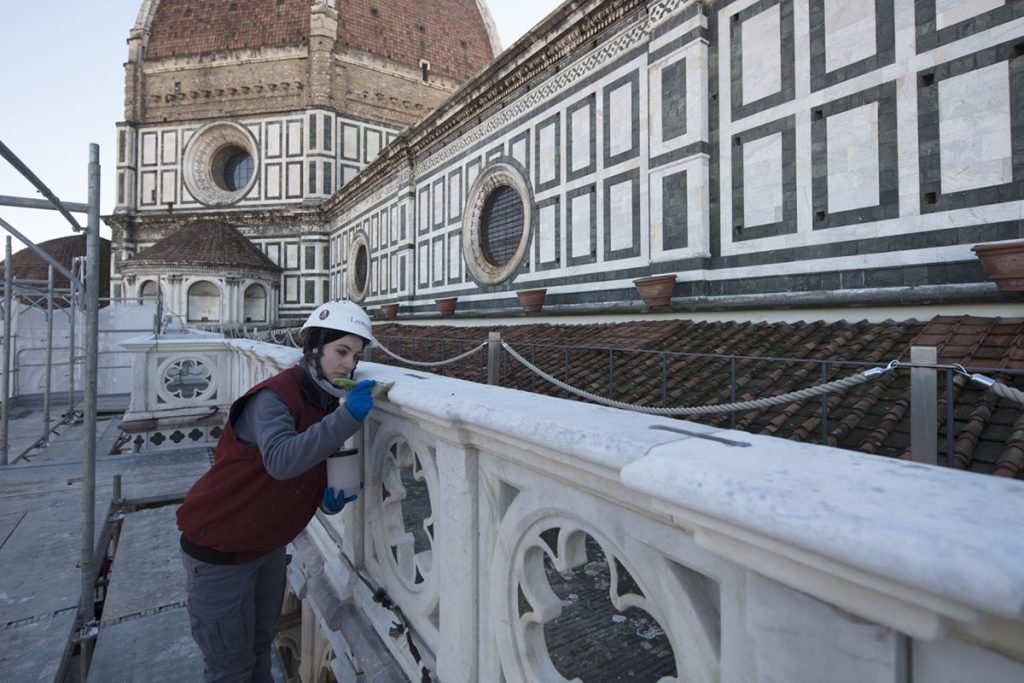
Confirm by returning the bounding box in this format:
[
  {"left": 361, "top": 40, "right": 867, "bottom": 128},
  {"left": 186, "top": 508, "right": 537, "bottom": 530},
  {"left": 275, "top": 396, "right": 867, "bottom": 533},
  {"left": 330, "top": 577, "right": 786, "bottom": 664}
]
[
  {"left": 973, "top": 374, "right": 1024, "bottom": 406},
  {"left": 374, "top": 340, "right": 487, "bottom": 368},
  {"left": 501, "top": 342, "right": 892, "bottom": 416},
  {"left": 246, "top": 328, "right": 1024, "bottom": 409}
]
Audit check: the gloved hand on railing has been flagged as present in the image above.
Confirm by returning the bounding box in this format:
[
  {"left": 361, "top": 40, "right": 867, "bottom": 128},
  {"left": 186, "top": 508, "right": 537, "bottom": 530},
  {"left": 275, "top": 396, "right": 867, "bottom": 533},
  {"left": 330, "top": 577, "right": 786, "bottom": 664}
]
[
  {"left": 344, "top": 380, "right": 376, "bottom": 420},
  {"left": 321, "top": 487, "right": 359, "bottom": 514}
]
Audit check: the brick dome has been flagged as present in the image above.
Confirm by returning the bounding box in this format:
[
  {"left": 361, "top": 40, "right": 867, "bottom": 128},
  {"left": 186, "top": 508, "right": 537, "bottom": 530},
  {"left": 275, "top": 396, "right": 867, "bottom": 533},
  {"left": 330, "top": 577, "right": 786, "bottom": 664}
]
[
  {"left": 0, "top": 235, "right": 111, "bottom": 304},
  {"left": 337, "top": 0, "right": 496, "bottom": 81},
  {"left": 144, "top": 0, "right": 497, "bottom": 81}
]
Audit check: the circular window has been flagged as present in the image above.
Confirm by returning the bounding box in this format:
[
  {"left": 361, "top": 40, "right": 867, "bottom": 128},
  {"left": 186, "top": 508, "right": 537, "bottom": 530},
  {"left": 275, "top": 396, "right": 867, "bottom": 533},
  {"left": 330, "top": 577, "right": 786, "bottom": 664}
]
[
  {"left": 217, "top": 147, "right": 253, "bottom": 192},
  {"left": 347, "top": 233, "right": 370, "bottom": 302},
  {"left": 481, "top": 185, "right": 525, "bottom": 266},
  {"left": 462, "top": 163, "right": 532, "bottom": 285},
  {"left": 182, "top": 122, "right": 259, "bottom": 206}
]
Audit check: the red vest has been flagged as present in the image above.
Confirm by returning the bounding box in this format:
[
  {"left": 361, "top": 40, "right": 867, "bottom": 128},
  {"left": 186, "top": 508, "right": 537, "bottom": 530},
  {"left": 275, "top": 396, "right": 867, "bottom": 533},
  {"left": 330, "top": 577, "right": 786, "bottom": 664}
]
[{"left": 177, "top": 365, "right": 331, "bottom": 563}]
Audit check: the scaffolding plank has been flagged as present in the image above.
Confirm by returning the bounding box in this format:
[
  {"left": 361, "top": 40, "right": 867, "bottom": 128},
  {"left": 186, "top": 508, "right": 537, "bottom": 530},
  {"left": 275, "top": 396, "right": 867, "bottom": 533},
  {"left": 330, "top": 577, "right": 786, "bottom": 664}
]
[
  {"left": 0, "top": 502, "right": 88, "bottom": 624},
  {"left": 87, "top": 607, "right": 204, "bottom": 683},
  {"left": 0, "top": 610, "right": 76, "bottom": 683},
  {"left": 101, "top": 506, "right": 185, "bottom": 623}
]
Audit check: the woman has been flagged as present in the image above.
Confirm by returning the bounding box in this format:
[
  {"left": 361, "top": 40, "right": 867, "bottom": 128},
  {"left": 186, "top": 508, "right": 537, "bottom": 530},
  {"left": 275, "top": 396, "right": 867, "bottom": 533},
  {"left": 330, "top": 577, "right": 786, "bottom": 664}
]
[{"left": 177, "top": 299, "right": 376, "bottom": 682}]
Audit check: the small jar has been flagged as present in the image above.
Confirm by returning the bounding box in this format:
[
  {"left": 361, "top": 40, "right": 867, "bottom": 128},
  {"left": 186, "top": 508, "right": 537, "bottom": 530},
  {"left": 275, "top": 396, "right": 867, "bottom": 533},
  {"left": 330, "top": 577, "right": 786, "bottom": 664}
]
[{"left": 326, "top": 448, "right": 361, "bottom": 494}]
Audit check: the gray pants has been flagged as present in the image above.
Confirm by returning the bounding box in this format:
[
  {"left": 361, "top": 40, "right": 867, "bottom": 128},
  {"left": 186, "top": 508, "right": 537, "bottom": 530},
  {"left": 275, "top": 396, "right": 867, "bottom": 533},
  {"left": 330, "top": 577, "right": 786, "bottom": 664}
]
[{"left": 180, "top": 547, "right": 287, "bottom": 683}]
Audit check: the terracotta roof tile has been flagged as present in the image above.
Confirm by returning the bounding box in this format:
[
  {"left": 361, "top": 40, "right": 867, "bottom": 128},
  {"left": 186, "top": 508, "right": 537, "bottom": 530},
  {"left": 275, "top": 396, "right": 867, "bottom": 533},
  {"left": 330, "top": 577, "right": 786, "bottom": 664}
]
[
  {"left": 0, "top": 235, "right": 111, "bottom": 305},
  {"left": 123, "top": 222, "right": 280, "bottom": 272},
  {"left": 371, "top": 316, "right": 1024, "bottom": 479}
]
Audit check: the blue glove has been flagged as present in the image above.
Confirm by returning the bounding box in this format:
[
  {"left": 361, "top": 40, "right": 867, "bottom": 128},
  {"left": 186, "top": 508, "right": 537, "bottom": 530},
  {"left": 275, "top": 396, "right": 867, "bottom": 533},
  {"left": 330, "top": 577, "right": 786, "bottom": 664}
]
[
  {"left": 344, "top": 379, "right": 376, "bottom": 421},
  {"left": 321, "top": 487, "right": 359, "bottom": 514}
]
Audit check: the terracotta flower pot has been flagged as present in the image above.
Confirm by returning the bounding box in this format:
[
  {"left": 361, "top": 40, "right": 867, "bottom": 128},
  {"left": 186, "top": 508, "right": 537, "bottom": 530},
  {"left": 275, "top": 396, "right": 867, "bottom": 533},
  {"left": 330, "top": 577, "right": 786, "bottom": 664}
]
[
  {"left": 973, "top": 240, "right": 1024, "bottom": 295},
  {"left": 516, "top": 288, "right": 547, "bottom": 314},
  {"left": 380, "top": 303, "right": 400, "bottom": 319},
  {"left": 633, "top": 274, "right": 677, "bottom": 309},
  {"left": 435, "top": 297, "right": 458, "bottom": 316}
]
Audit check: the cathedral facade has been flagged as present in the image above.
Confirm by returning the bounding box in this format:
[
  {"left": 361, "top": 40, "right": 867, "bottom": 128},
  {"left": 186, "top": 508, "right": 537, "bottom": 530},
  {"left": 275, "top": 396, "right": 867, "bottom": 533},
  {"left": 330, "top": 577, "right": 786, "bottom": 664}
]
[{"left": 107, "top": 0, "right": 1024, "bottom": 326}]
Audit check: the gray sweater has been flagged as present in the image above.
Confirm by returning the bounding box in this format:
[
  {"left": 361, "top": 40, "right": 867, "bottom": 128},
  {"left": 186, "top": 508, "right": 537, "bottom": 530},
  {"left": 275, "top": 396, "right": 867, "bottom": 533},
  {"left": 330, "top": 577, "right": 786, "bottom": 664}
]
[{"left": 234, "top": 386, "right": 361, "bottom": 480}]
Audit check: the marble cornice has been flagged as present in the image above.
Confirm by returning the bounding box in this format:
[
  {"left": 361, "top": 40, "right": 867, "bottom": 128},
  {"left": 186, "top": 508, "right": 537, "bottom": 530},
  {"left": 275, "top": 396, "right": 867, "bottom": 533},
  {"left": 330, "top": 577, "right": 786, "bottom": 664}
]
[{"left": 322, "top": 0, "right": 695, "bottom": 224}]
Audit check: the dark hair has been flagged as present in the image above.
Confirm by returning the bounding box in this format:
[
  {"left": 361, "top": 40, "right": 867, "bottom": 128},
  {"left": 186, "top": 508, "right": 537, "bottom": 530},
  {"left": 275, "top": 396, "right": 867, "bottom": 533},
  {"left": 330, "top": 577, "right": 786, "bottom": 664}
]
[{"left": 302, "top": 327, "right": 349, "bottom": 359}]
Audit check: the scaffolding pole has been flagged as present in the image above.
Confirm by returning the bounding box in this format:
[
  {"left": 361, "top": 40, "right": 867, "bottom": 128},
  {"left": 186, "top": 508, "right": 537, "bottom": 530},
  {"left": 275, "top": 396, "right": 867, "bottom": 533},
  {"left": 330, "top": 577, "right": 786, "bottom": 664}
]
[
  {"left": 79, "top": 143, "right": 101, "bottom": 677},
  {"left": 1, "top": 237, "right": 11, "bottom": 466},
  {"left": 43, "top": 265, "right": 54, "bottom": 444}
]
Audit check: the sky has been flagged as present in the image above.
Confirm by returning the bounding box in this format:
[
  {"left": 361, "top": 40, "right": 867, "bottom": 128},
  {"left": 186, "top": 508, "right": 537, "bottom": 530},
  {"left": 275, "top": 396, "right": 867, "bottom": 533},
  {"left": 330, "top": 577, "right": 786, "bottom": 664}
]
[{"left": 0, "top": 0, "right": 562, "bottom": 251}]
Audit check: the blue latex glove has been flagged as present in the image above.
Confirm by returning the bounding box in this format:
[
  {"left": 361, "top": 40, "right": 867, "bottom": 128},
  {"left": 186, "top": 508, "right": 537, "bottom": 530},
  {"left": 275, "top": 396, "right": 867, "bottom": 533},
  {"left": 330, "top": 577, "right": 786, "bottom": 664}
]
[
  {"left": 321, "top": 487, "right": 359, "bottom": 514},
  {"left": 344, "top": 379, "right": 376, "bottom": 421}
]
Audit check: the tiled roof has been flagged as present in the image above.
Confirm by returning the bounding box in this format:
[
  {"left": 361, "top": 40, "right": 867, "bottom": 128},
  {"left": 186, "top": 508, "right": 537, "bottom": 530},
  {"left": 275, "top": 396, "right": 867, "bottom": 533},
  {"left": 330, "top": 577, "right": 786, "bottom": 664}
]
[
  {"left": 123, "top": 222, "right": 280, "bottom": 272},
  {"left": 371, "top": 316, "right": 1024, "bottom": 479},
  {"left": 0, "top": 235, "right": 111, "bottom": 303}
]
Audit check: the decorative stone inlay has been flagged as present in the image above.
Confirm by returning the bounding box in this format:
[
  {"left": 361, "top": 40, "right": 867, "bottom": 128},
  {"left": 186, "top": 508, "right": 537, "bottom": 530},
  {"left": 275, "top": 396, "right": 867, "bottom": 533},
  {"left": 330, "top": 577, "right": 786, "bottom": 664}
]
[
  {"left": 490, "top": 494, "right": 719, "bottom": 682},
  {"left": 418, "top": 0, "right": 692, "bottom": 177},
  {"left": 159, "top": 357, "right": 214, "bottom": 402},
  {"left": 366, "top": 419, "right": 440, "bottom": 618},
  {"left": 182, "top": 121, "right": 259, "bottom": 207},
  {"left": 462, "top": 163, "right": 532, "bottom": 286}
]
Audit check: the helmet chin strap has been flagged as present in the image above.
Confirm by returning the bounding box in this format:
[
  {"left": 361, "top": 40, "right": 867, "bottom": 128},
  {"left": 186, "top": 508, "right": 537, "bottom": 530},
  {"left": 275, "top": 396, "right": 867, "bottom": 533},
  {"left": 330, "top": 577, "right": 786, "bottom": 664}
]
[{"left": 302, "top": 361, "right": 348, "bottom": 399}]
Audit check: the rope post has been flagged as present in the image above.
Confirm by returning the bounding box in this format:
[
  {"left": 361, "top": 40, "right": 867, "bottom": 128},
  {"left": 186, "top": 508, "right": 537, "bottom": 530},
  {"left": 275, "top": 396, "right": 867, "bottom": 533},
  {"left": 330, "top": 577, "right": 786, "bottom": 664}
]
[
  {"left": 910, "top": 346, "right": 938, "bottom": 465},
  {"left": 487, "top": 332, "right": 501, "bottom": 385}
]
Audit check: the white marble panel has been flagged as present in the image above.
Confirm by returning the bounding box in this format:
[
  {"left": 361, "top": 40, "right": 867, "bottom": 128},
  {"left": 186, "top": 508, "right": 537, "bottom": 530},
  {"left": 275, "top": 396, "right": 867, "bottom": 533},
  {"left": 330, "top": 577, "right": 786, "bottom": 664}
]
[
  {"left": 285, "top": 278, "right": 297, "bottom": 302},
  {"left": 343, "top": 125, "right": 358, "bottom": 159},
  {"left": 824, "top": 0, "right": 876, "bottom": 73},
  {"left": 609, "top": 180, "right": 633, "bottom": 252},
  {"left": 433, "top": 237, "right": 444, "bottom": 280},
  {"left": 160, "top": 131, "right": 177, "bottom": 164},
  {"left": 418, "top": 244, "right": 429, "bottom": 285},
  {"left": 140, "top": 171, "right": 156, "bottom": 205},
  {"left": 419, "top": 191, "right": 429, "bottom": 232},
  {"left": 571, "top": 104, "right": 591, "bottom": 172},
  {"left": 538, "top": 202, "right": 557, "bottom": 263},
  {"left": 538, "top": 124, "right": 557, "bottom": 184},
  {"left": 743, "top": 133, "right": 784, "bottom": 227},
  {"left": 265, "top": 165, "right": 281, "bottom": 199},
  {"left": 608, "top": 82, "right": 634, "bottom": 156},
  {"left": 571, "top": 193, "right": 591, "bottom": 258},
  {"left": 741, "top": 4, "right": 782, "bottom": 104},
  {"left": 939, "top": 61, "right": 1012, "bottom": 193},
  {"left": 287, "top": 163, "right": 301, "bottom": 197},
  {"left": 433, "top": 181, "right": 444, "bottom": 225},
  {"left": 466, "top": 163, "right": 479, "bottom": 192},
  {"left": 342, "top": 166, "right": 358, "bottom": 186},
  {"left": 511, "top": 136, "right": 528, "bottom": 168},
  {"left": 935, "top": 0, "right": 1003, "bottom": 29},
  {"left": 914, "top": 636, "right": 1024, "bottom": 682},
  {"left": 141, "top": 133, "right": 157, "bottom": 166},
  {"left": 746, "top": 574, "right": 904, "bottom": 683},
  {"left": 827, "top": 102, "right": 879, "bottom": 212},
  {"left": 287, "top": 121, "right": 302, "bottom": 156},
  {"left": 449, "top": 174, "right": 461, "bottom": 219},
  {"left": 160, "top": 171, "right": 176, "bottom": 204},
  {"left": 366, "top": 131, "right": 381, "bottom": 162},
  {"left": 266, "top": 122, "right": 281, "bottom": 157},
  {"left": 448, "top": 234, "right": 461, "bottom": 280}
]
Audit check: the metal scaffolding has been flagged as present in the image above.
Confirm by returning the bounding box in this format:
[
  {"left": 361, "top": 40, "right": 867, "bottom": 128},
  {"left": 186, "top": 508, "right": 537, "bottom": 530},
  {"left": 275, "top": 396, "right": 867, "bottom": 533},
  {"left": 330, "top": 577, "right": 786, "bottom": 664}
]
[{"left": 0, "top": 139, "right": 101, "bottom": 678}]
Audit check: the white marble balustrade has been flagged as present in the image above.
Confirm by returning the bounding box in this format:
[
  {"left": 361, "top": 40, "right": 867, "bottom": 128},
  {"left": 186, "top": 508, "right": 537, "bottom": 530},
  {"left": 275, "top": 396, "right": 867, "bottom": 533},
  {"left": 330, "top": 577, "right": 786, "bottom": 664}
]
[{"left": 123, "top": 335, "right": 1024, "bottom": 681}]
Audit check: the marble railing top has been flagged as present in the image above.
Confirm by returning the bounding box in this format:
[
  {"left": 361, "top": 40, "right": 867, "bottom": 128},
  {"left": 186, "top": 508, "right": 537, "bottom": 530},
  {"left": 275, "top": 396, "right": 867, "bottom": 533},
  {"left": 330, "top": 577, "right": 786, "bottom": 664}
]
[{"left": 215, "top": 344, "right": 1024, "bottom": 622}]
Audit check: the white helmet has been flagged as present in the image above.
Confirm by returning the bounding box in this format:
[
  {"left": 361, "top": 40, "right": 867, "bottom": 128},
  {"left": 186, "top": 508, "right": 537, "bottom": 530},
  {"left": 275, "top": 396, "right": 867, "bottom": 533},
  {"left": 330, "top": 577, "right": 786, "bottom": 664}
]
[{"left": 301, "top": 300, "right": 374, "bottom": 346}]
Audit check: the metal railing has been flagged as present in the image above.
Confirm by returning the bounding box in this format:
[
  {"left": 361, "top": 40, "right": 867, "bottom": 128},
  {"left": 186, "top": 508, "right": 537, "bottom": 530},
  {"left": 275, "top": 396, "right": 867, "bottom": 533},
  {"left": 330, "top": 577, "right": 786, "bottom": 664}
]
[{"left": 369, "top": 332, "right": 1024, "bottom": 469}]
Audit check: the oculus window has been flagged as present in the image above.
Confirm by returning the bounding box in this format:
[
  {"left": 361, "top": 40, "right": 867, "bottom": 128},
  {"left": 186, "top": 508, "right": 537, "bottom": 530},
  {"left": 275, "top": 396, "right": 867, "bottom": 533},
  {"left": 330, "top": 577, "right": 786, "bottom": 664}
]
[
  {"left": 182, "top": 122, "right": 259, "bottom": 206},
  {"left": 348, "top": 233, "right": 370, "bottom": 302},
  {"left": 462, "top": 163, "right": 533, "bottom": 285}
]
